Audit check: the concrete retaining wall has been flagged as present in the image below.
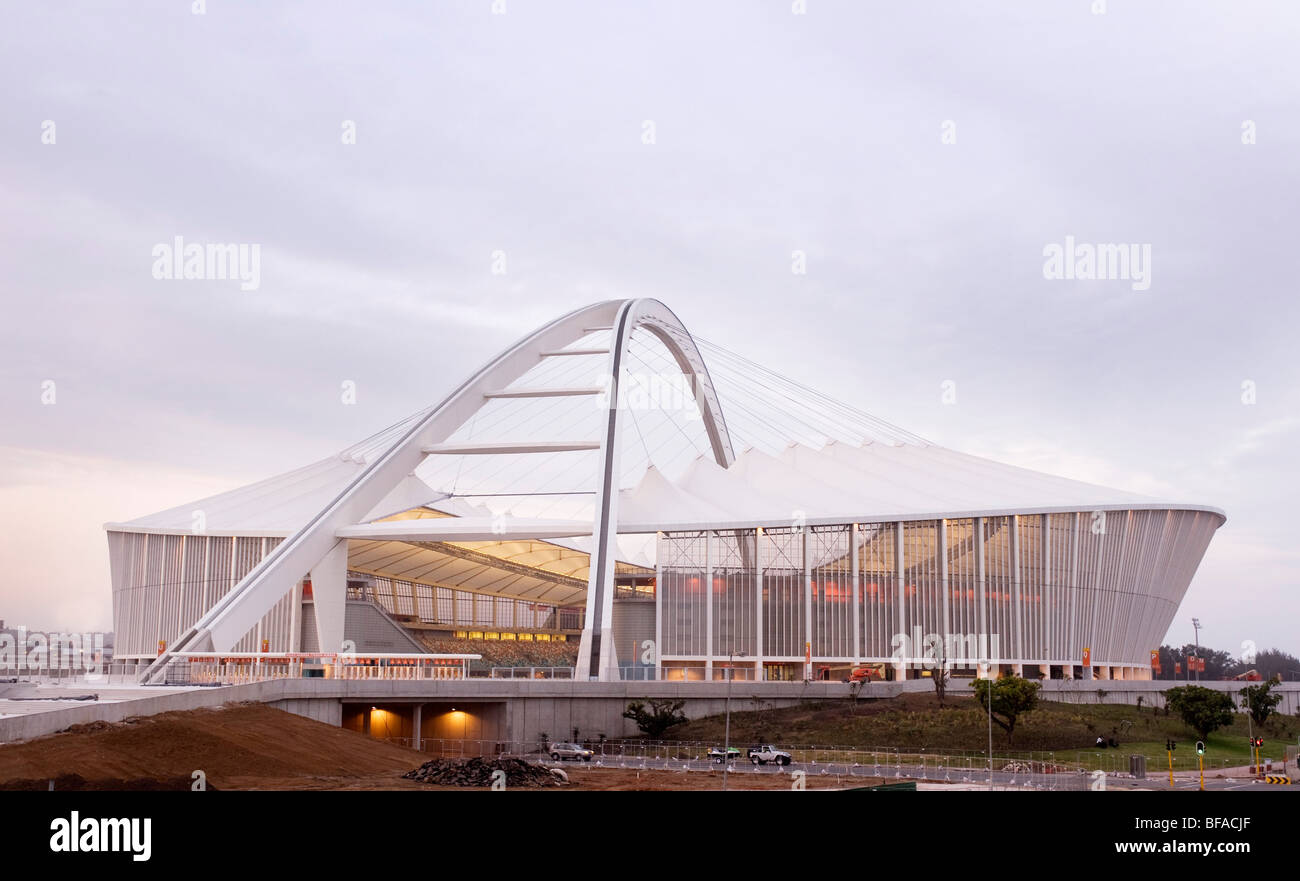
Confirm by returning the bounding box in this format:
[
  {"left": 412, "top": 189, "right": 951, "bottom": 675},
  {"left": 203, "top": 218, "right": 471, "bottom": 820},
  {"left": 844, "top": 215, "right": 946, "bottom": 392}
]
[
  {"left": 0, "top": 679, "right": 873, "bottom": 744},
  {"left": 1036, "top": 680, "right": 1300, "bottom": 715},
  {"left": 270, "top": 697, "right": 343, "bottom": 726},
  {"left": 0, "top": 682, "right": 278, "bottom": 743},
  {"left": 4, "top": 677, "right": 1297, "bottom": 747}
]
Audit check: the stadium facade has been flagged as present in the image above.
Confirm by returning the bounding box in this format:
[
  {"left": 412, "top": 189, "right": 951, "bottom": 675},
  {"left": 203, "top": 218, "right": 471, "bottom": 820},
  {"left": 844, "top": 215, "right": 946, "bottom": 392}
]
[{"left": 107, "top": 299, "right": 1224, "bottom": 683}]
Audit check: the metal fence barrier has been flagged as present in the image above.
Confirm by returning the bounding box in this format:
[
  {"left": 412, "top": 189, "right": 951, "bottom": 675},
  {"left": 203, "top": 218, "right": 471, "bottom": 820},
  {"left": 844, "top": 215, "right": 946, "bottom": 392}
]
[{"left": 366, "top": 737, "right": 1092, "bottom": 788}]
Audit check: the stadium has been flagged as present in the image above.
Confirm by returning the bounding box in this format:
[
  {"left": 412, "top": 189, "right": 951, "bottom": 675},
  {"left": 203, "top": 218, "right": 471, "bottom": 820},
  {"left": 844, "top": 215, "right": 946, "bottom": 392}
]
[{"left": 107, "top": 299, "right": 1224, "bottom": 685}]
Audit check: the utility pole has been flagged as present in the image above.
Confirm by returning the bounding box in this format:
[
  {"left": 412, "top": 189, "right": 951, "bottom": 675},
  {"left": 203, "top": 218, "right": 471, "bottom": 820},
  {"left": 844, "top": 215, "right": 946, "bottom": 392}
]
[{"left": 722, "top": 650, "right": 745, "bottom": 791}]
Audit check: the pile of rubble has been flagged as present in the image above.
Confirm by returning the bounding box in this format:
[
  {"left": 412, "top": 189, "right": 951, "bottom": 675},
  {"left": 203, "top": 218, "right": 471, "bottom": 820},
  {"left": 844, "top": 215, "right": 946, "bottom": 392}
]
[{"left": 402, "top": 756, "right": 566, "bottom": 787}]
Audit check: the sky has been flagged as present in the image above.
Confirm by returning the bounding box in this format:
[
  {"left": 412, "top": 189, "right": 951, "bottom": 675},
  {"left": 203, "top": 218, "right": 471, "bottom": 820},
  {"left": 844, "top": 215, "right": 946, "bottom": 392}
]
[{"left": 1, "top": 1, "right": 1297, "bottom": 658}]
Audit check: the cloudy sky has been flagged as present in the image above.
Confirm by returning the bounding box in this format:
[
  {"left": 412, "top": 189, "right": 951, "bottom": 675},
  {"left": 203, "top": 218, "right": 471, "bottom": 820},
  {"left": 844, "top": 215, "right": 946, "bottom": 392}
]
[{"left": 1, "top": 1, "right": 1296, "bottom": 658}]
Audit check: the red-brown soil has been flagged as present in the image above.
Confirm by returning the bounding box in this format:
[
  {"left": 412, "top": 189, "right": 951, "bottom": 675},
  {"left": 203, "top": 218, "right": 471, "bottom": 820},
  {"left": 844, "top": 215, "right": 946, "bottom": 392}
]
[
  {"left": 0, "top": 702, "right": 420, "bottom": 790},
  {"left": 0, "top": 702, "right": 874, "bottom": 790}
]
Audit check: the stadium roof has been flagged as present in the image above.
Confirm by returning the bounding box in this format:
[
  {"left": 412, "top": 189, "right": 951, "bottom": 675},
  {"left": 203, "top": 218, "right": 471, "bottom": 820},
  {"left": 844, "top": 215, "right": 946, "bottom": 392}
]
[
  {"left": 122, "top": 299, "right": 1223, "bottom": 669},
  {"left": 110, "top": 316, "right": 1221, "bottom": 549}
]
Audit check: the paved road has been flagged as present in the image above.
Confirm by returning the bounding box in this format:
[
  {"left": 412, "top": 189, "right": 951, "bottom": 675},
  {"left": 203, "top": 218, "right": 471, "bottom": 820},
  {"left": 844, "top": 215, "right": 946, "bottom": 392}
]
[
  {"left": 538, "top": 755, "right": 1296, "bottom": 791},
  {"left": 539, "top": 755, "right": 1088, "bottom": 789}
]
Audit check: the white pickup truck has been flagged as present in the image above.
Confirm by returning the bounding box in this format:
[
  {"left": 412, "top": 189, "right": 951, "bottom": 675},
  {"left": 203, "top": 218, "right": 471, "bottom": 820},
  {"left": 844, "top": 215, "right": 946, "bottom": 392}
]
[{"left": 747, "top": 745, "right": 792, "bottom": 766}]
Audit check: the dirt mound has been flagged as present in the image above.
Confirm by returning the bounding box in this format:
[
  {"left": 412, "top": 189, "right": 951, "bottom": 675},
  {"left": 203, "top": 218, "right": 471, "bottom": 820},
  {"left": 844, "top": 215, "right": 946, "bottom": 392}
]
[
  {"left": 403, "top": 756, "right": 565, "bottom": 787},
  {"left": 0, "top": 702, "right": 419, "bottom": 789},
  {"left": 0, "top": 773, "right": 212, "bottom": 791}
]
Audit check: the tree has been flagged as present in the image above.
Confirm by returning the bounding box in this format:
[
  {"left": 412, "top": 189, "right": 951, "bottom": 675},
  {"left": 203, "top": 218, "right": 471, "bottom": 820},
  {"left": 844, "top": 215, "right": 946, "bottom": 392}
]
[
  {"left": 1157, "top": 644, "right": 1236, "bottom": 681},
  {"left": 1248, "top": 647, "right": 1300, "bottom": 683},
  {"left": 970, "top": 677, "right": 1041, "bottom": 746},
  {"left": 1155, "top": 643, "right": 1300, "bottom": 681},
  {"left": 623, "top": 699, "right": 688, "bottom": 738},
  {"left": 847, "top": 678, "right": 865, "bottom": 709},
  {"left": 923, "top": 633, "right": 950, "bottom": 707},
  {"left": 1239, "top": 680, "right": 1283, "bottom": 728},
  {"left": 1164, "top": 685, "right": 1235, "bottom": 740}
]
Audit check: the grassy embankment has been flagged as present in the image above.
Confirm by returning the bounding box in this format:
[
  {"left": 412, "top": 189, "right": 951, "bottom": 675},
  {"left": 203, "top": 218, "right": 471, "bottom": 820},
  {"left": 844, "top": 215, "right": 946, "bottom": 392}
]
[{"left": 657, "top": 692, "right": 1300, "bottom": 773}]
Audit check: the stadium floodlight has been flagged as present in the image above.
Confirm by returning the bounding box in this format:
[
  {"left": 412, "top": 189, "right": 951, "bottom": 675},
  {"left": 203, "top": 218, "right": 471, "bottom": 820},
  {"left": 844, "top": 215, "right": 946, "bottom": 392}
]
[{"left": 1192, "top": 618, "right": 1202, "bottom": 682}]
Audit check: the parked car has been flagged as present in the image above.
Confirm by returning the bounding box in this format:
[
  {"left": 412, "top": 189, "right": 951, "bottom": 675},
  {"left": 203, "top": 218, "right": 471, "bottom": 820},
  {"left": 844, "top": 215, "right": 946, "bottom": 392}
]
[
  {"left": 708, "top": 746, "right": 742, "bottom": 764},
  {"left": 548, "top": 742, "right": 594, "bottom": 761},
  {"left": 748, "top": 745, "right": 792, "bottom": 766}
]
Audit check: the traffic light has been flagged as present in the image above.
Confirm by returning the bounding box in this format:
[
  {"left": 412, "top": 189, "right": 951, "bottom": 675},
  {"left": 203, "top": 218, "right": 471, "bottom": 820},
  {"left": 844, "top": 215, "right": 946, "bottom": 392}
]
[
  {"left": 1166, "top": 739, "right": 1176, "bottom": 752},
  {"left": 1196, "top": 741, "right": 1205, "bottom": 756},
  {"left": 1252, "top": 737, "right": 1263, "bottom": 748}
]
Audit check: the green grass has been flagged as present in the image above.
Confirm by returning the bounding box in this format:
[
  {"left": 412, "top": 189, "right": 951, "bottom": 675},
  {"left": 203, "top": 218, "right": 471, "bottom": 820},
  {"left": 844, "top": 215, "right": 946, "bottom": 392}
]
[{"left": 653, "top": 692, "right": 1300, "bottom": 773}]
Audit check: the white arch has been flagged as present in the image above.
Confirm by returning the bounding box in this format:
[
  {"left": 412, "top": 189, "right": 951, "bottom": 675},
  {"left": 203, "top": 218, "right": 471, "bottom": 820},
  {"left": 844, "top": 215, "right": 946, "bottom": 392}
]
[
  {"left": 576, "top": 299, "right": 734, "bottom": 679},
  {"left": 143, "top": 298, "right": 733, "bottom": 682}
]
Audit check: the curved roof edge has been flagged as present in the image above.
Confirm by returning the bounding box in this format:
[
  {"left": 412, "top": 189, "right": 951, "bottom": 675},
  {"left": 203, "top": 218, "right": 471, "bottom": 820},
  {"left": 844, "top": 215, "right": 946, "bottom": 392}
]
[
  {"left": 620, "top": 502, "right": 1227, "bottom": 535},
  {"left": 106, "top": 501, "right": 1226, "bottom": 541}
]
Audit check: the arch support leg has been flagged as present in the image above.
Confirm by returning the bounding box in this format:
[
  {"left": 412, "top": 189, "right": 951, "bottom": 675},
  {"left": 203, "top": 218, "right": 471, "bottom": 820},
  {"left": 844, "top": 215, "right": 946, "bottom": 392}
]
[
  {"left": 576, "top": 560, "right": 618, "bottom": 681},
  {"left": 312, "top": 540, "right": 349, "bottom": 654}
]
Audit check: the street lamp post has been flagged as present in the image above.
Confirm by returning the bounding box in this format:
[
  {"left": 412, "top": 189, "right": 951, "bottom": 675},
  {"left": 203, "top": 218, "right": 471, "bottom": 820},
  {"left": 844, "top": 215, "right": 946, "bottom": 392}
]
[
  {"left": 1246, "top": 698, "right": 1255, "bottom": 774},
  {"left": 722, "top": 650, "right": 746, "bottom": 791},
  {"left": 980, "top": 658, "right": 993, "bottom": 790}
]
